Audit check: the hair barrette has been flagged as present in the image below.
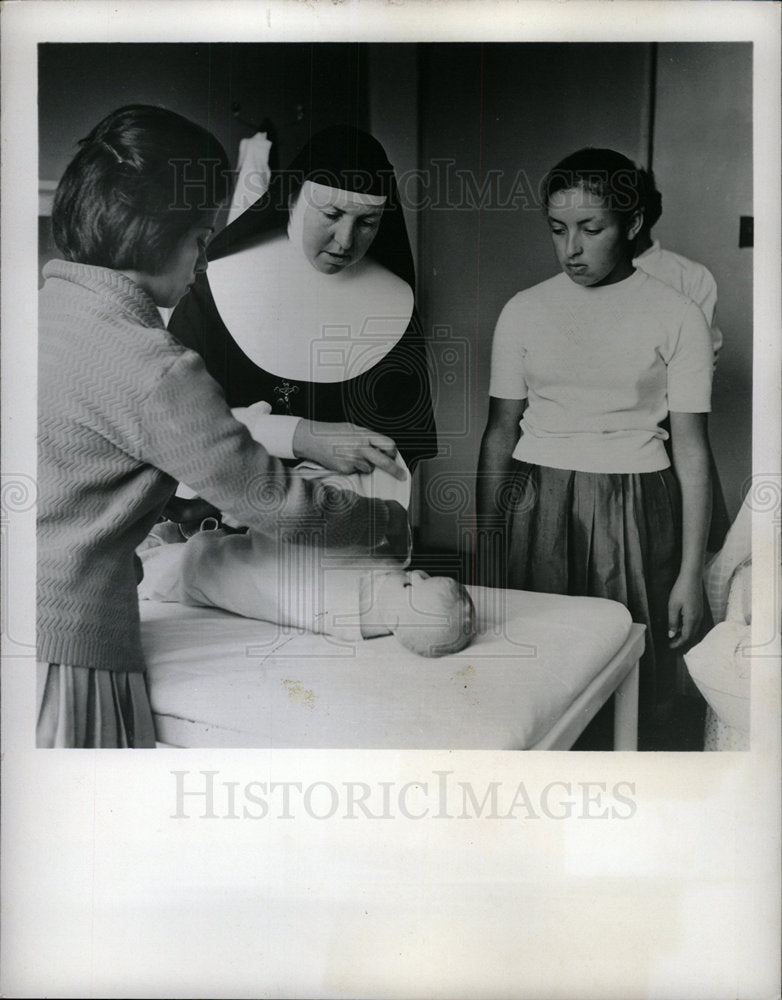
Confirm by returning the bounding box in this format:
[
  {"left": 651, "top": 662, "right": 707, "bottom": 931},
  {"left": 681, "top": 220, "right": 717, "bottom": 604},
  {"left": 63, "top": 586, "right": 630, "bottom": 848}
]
[{"left": 101, "top": 140, "right": 125, "bottom": 165}]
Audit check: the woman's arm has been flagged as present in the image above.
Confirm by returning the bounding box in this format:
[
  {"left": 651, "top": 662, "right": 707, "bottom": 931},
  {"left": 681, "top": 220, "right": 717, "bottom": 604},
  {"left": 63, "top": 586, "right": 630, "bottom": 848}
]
[
  {"left": 477, "top": 396, "right": 526, "bottom": 523},
  {"left": 475, "top": 397, "right": 526, "bottom": 586},
  {"left": 668, "top": 410, "right": 712, "bottom": 649},
  {"left": 292, "top": 419, "right": 406, "bottom": 480},
  {"left": 141, "top": 349, "right": 410, "bottom": 555},
  {"left": 232, "top": 401, "right": 405, "bottom": 480},
  {"left": 231, "top": 402, "right": 300, "bottom": 459}
]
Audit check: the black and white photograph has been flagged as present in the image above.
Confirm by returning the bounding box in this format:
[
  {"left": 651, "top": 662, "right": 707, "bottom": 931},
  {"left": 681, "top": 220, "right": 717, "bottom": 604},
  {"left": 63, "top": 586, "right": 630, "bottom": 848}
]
[
  {"left": 32, "top": 36, "right": 756, "bottom": 753},
  {"left": 2, "top": 1, "right": 780, "bottom": 997}
]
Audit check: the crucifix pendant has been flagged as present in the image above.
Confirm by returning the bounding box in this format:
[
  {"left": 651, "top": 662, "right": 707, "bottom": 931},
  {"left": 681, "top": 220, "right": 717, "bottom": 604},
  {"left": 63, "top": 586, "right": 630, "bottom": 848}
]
[{"left": 274, "top": 381, "right": 299, "bottom": 415}]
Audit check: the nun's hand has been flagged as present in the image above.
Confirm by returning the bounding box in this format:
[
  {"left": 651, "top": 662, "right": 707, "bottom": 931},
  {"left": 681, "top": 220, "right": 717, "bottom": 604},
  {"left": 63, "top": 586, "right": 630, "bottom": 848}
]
[{"left": 292, "top": 420, "right": 406, "bottom": 480}]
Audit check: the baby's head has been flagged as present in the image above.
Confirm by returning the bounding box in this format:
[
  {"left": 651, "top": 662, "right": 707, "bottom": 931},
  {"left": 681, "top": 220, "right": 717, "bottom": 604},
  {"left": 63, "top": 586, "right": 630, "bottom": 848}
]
[
  {"left": 52, "top": 104, "right": 231, "bottom": 305},
  {"left": 376, "top": 570, "right": 476, "bottom": 657}
]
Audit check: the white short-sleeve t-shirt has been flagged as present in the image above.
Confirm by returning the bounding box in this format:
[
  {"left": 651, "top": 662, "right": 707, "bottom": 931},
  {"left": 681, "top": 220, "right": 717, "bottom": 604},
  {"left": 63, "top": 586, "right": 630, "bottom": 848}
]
[{"left": 489, "top": 270, "right": 713, "bottom": 473}]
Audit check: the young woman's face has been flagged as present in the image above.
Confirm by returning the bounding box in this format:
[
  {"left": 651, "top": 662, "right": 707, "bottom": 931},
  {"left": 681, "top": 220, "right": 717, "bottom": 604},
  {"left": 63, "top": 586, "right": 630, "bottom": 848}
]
[
  {"left": 148, "top": 220, "right": 215, "bottom": 308},
  {"left": 546, "top": 186, "right": 641, "bottom": 287},
  {"left": 289, "top": 181, "right": 386, "bottom": 274}
]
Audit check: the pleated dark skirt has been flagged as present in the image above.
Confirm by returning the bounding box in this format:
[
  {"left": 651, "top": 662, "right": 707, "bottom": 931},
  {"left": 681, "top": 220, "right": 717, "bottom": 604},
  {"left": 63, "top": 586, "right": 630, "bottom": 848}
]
[
  {"left": 503, "top": 462, "right": 687, "bottom": 725},
  {"left": 36, "top": 662, "right": 157, "bottom": 748}
]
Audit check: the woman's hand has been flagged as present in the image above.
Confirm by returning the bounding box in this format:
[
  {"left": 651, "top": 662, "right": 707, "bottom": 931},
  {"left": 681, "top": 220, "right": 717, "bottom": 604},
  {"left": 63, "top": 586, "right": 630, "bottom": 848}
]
[
  {"left": 667, "top": 571, "right": 704, "bottom": 650},
  {"left": 292, "top": 420, "right": 406, "bottom": 480}
]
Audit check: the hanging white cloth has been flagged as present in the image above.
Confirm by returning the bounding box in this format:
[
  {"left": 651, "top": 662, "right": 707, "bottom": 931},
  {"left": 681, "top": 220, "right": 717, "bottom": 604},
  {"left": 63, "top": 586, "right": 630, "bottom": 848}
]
[{"left": 226, "top": 132, "right": 273, "bottom": 226}]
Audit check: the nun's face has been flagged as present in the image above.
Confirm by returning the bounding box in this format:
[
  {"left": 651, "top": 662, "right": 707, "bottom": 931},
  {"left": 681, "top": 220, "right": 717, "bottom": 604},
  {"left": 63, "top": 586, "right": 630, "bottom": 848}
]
[{"left": 289, "top": 181, "right": 386, "bottom": 274}]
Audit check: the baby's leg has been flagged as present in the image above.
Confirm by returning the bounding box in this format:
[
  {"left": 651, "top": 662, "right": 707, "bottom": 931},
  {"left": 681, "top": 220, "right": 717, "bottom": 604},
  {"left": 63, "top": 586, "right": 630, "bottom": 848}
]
[{"left": 137, "top": 543, "right": 189, "bottom": 602}]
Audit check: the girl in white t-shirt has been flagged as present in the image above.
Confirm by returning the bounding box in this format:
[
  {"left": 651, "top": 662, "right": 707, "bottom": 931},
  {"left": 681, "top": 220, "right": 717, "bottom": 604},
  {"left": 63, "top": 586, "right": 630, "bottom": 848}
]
[{"left": 477, "top": 147, "right": 714, "bottom": 749}]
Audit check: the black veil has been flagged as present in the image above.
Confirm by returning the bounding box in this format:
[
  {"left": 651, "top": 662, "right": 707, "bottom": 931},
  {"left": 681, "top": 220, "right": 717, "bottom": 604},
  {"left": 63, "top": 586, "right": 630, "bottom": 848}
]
[{"left": 208, "top": 124, "right": 416, "bottom": 292}]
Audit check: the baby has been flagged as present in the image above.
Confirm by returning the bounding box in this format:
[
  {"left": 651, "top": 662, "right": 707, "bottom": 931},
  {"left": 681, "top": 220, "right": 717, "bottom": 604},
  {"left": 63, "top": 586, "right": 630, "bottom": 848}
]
[{"left": 139, "top": 529, "right": 475, "bottom": 658}]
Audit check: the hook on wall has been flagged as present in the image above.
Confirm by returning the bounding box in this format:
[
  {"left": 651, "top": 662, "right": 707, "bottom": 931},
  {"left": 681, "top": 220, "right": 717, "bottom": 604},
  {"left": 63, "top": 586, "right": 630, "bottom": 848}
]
[
  {"left": 231, "top": 102, "right": 274, "bottom": 135},
  {"left": 231, "top": 102, "right": 306, "bottom": 140}
]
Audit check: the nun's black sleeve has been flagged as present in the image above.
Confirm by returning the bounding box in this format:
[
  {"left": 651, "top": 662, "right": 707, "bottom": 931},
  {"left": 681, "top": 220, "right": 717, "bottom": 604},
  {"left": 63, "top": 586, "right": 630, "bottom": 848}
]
[
  {"left": 344, "top": 307, "right": 438, "bottom": 472},
  {"left": 167, "top": 273, "right": 229, "bottom": 387}
]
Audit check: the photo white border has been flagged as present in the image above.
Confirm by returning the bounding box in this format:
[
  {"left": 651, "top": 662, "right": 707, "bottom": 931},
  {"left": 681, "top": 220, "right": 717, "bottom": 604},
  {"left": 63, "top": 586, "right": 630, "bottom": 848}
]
[{"left": 2, "top": 2, "right": 780, "bottom": 998}]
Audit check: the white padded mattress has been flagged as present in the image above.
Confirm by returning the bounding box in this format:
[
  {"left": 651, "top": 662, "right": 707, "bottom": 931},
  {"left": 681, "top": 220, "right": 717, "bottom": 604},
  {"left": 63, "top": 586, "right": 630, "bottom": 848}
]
[{"left": 141, "top": 585, "right": 632, "bottom": 749}]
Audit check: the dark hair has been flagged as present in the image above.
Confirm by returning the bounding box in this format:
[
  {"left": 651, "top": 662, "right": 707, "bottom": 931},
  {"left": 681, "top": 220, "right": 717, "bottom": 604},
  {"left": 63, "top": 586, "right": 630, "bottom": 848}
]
[
  {"left": 543, "top": 147, "right": 644, "bottom": 219},
  {"left": 638, "top": 166, "right": 663, "bottom": 232},
  {"left": 52, "top": 105, "right": 231, "bottom": 273}
]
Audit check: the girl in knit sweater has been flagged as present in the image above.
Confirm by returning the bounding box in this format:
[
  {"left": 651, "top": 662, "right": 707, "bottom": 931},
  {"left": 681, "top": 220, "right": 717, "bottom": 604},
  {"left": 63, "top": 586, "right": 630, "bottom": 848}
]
[
  {"left": 477, "top": 148, "right": 714, "bottom": 749},
  {"left": 37, "top": 106, "right": 407, "bottom": 748}
]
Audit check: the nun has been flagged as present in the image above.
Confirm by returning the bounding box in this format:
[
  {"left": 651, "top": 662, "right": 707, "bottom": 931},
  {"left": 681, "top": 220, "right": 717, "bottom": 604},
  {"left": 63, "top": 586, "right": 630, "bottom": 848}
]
[{"left": 168, "top": 125, "right": 438, "bottom": 490}]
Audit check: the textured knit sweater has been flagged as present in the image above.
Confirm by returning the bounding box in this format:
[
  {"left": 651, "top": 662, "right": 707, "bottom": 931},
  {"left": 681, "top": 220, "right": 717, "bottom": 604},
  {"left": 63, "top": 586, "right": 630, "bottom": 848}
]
[{"left": 37, "top": 261, "right": 394, "bottom": 672}]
